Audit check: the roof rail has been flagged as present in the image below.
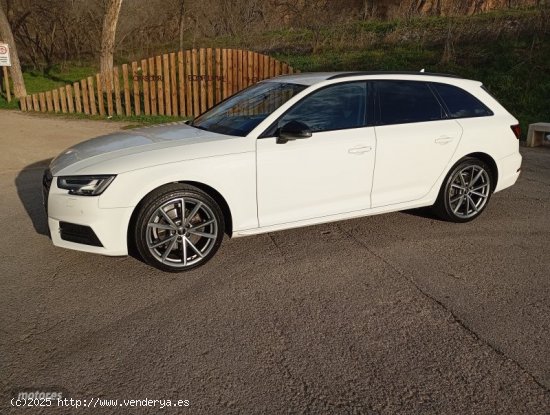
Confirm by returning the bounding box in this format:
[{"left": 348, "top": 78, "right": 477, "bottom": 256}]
[{"left": 327, "top": 71, "right": 463, "bottom": 80}]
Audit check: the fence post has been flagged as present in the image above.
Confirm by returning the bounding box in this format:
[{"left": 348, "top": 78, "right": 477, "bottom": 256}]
[
  {"left": 206, "top": 48, "right": 213, "bottom": 109},
  {"left": 155, "top": 56, "right": 164, "bottom": 115},
  {"left": 59, "top": 87, "right": 67, "bottom": 113},
  {"left": 113, "top": 66, "right": 122, "bottom": 116},
  {"left": 105, "top": 72, "right": 113, "bottom": 116},
  {"left": 52, "top": 88, "right": 60, "bottom": 112},
  {"left": 80, "top": 79, "right": 90, "bottom": 114},
  {"left": 254, "top": 52, "right": 260, "bottom": 82},
  {"left": 87, "top": 76, "right": 97, "bottom": 115},
  {"left": 39, "top": 92, "right": 46, "bottom": 112},
  {"left": 96, "top": 74, "right": 104, "bottom": 116},
  {"left": 170, "top": 53, "right": 178, "bottom": 116},
  {"left": 231, "top": 49, "right": 242, "bottom": 95},
  {"left": 185, "top": 50, "right": 192, "bottom": 117},
  {"left": 32, "top": 94, "right": 39, "bottom": 111},
  {"left": 122, "top": 64, "right": 131, "bottom": 116},
  {"left": 222, "top": 49, "right": 228, "bottom": 99},
  {"left": 215, "top": 48, "right": 221, "bottom": 104},
  {"left": 141, "top": 59, "right": 150, "bottom": 115},
  {"left": 161, "top": 54, "right": 170, "bottom": 116},
  {"left": 66, "top": 85, "right": 74, "bottom": 113},
  {"left": 247, "top": 51, "right": 254, "bottom": 87},
  {"left": 244, "top": 51, "right": 250, "bottom": 89},
  {"left": 148, "top": 57, "right": 157, "bottom": 115},
  {"left": 177, "top": 51, "right": 185, "bottom": 117},
  {"left": 226, "top": 49, "right": 233, "bottom": 97},
  {"left": 46, "top": 91, "right": 53, "bottom": 111},
  {"left": 237, "top": 49, "right": 244, "bottom": 91},
  {"left": 163, "top": 54, "right": 171, "bottom": 116},
  {"left": 73, "top": 82, "right": 82, "bottom": 113},
  {"left": 199, "top": 48, "right": 206, "bottom": 114},
  {"left": 191, "top": 49, "right": 199, "bottom": 116},
  {"left": 131, "top": 61, "right": 141, "bottom": 116},
  {"left": 258, "top": 53, "right": 264, "bottom": 82}
]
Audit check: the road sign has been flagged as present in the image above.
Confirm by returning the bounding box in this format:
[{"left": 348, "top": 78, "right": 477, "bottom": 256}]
[{"left": 0, "top": 43, "right": 11, "bottom": 66}]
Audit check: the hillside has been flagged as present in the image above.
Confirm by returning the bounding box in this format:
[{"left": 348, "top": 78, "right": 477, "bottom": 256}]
[
  {"left": 362, "top": 0, "right": 544, "bottom": 17},
  {"left": 1, "top": 7, "right": 548, "bottom": 134}
]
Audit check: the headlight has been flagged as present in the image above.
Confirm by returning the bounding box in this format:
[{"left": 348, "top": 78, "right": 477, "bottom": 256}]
[{"left": 57, "top": 175, "right": 116, "bottom": 196}]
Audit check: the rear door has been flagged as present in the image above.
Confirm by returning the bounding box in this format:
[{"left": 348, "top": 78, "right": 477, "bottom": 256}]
[{"left": 371, "top": 80, "right": 462, "bottom": 207}]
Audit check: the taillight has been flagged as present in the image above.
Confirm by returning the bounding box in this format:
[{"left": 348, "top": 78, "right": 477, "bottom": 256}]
[{"left": 511, "top": 124, "right": 521, "bottom": 140}]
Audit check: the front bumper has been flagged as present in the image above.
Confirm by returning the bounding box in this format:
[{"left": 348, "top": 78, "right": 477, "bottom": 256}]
[{"left": 44, "top": 173, "right": 133, "bottom": 256}]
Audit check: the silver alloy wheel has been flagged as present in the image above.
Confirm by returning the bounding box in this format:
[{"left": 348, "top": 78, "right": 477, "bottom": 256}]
[
  {"left": 448, "top": 165, "right": 491, "bottom": 219},
  {"left": 146, "top": 197, "right": 218, "bottom": 268}
]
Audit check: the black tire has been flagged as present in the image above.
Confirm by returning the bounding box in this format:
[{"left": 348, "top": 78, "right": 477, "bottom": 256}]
[
  {"left": 133, "top": 183, "right": 225, "bottom": 272},
  {"left": 432, "top": 157, "right": 493, "bottom": 223}
]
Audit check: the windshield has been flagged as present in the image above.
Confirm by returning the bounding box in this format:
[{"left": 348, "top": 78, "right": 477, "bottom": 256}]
[{"left": 192, "top": 82, "right": 307, "bottom": 137}]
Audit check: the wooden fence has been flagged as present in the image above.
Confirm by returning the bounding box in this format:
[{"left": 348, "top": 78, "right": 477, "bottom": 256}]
[{"left": 19, "top": 48, "right": 297, "bottom": 117}]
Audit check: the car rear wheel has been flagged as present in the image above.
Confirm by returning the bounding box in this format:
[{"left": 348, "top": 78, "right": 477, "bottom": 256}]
[
  {"left": 134, "top": 184, "right": 225, "bottom": 272},
  {"left": 433, "top": 158, "right": 493, "bottom": 223}
]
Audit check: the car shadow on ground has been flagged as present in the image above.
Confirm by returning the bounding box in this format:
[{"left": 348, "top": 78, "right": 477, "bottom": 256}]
[
  {"left": 15, "top": 159, "right": 52, "bottom": 237},
  {"left": 402, "top": 206, "right": 445, "bottom": 221}
]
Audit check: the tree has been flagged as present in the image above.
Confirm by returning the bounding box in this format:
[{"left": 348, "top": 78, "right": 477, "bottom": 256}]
[
  {"left": 362, "top": 0, "right": 375, "bottom": 19},
  {"left": 0, "top": 2, "right": 26, "bottom": 97},
  {"left": 99, "top": 0, "right": 123, "bottom": 76},
  {"left": 178, "top": 0, "right": 185, "bottom": 51}
]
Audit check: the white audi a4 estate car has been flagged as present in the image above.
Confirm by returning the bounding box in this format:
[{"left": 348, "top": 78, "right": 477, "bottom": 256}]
[{"left": 43, "top": 72, "right": 522, "bottom": 272}]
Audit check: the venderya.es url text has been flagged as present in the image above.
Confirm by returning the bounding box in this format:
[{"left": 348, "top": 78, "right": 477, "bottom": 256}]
[{"left": 11, "top": 397, "right": 190, "bottom": 409}]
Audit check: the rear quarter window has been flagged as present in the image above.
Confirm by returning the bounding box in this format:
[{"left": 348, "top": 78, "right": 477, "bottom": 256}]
[{"left": 432, "top": 83, "right": 493, "bottom": 119}]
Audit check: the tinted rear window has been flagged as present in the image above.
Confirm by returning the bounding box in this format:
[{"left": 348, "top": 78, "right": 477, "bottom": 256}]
[
  {"left": 376, "top": 81, "right": 446, "bottom": 125},
  {"left": 432, "top": 83, "right": 493, "bottom": 119}
]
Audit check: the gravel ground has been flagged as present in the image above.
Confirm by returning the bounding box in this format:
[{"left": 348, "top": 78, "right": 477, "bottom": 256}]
[{"left": 1, "top": 110, "right": 549, "bottom": 414}]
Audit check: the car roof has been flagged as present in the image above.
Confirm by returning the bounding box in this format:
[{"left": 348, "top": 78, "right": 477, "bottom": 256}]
[
  {"left": 266, "top": 71, "right": 469, "bottom": 86},
  {"left": 264, "top": 72, "right": 342, "bottom": 86}
]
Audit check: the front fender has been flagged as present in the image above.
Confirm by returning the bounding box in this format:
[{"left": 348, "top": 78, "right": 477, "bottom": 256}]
[{"left": 98, "top": 152, "right": 258, "bottom": 232}]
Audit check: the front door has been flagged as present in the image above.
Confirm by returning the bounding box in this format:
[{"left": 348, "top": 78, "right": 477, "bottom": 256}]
[{"left": 256, "top": 82, "right": 376, "bottom": 227}]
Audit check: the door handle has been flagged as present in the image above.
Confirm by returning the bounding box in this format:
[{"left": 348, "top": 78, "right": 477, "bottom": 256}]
[
  {"left": 435, "top": 136, "right": 454, "bottom": 144},
  {"left": 348, "top": 146, "right": 372, "bottom": 154}
]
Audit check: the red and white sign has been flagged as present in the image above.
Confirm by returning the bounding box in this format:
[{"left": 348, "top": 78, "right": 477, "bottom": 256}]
[{"left": 0, "top": 43, "right": 11, "bottom": 67}]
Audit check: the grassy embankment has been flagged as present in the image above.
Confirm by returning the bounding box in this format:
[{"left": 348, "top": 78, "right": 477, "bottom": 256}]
[{"left": 1, "top": 7, "right": 548, "bottom": 132}]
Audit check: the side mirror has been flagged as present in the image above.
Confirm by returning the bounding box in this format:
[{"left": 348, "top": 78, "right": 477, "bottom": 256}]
[{"left": 277, "top": 121, "right": 312, "bottom": 144}]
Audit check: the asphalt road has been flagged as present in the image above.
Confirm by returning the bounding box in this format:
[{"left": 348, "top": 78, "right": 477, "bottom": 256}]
[{"left": 1, "top": 111, "right": 549, "bottom": 414}]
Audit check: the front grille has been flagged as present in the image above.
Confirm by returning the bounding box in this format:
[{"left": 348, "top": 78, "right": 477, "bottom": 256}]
[
  {"left": 59, "top": 222, "right": 104, "bottom": 247},
  {"left": 42, "top": 168, "right": 53, "bottom": 214}
]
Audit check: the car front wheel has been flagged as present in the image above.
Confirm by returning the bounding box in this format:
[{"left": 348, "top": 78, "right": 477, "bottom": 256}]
[
  {"left": 134, "top": 184, "right": 225, "bottom": 272},
  {"left": 433, "top": 158, "right": 493, "bottom": 223}
]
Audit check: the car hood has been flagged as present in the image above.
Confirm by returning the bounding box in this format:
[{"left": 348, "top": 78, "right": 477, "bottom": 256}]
[{"left": 49, "top": 122, "right": 243, "bottom": 176}]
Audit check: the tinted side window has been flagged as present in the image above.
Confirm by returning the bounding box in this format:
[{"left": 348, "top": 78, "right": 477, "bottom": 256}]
[
  {"left": 277, "top": 82, "right": 367, "bottom": 133},
  {"left": 376, "top": 81, "right": 445, "bottom": 125},
  {"left": 433, "top": 83, "right": 493, "bottom": 118}
]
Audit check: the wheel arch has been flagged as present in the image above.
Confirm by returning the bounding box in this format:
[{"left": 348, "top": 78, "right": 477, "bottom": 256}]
[
  {"left": 126, "top": 181, "right": 234, "bottom": 253},
  {"left": 177, "top": 180, "right": 233, "bottom": 236},
  {"left": 462, "top": 152, "right": 499, "bottom": 190}
]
